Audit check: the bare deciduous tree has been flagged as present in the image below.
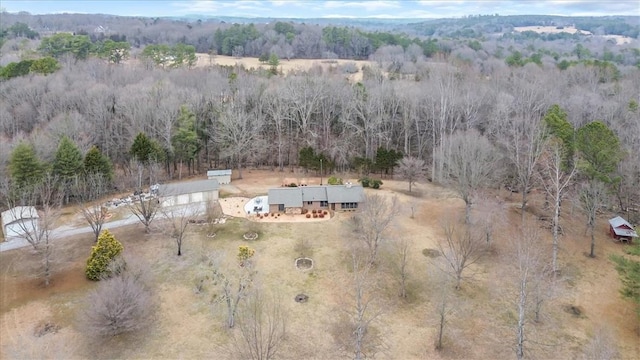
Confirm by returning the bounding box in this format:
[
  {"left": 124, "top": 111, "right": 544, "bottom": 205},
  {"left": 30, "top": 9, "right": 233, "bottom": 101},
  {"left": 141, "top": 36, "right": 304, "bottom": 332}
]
[
  {"left": 429, "top": 267, "right": 456, "bottom": 351},
  {"left": 213, "top": 92, "right": 264, "bottom": 180},
  {"left": 436, "top": 218, "right": 485, "bottom": 290},
  {"left": 81, "top": 257, "right": 154, "bottom": 337},
  {"left": 439, "top": 129, "right": 502, "bottom": 223},
  {"left": 579, "top": 181, "right": 609, "bottom": 258},
  {"left": 128, "top": 192, "right": 160, "bottom": 234},
  {"left": 352, "top": 194, "right": 399, "bottom": 265},
  {"left": 162, "top": 203, "right": 199, "bottom": 256},
  {"left": 388, "top": 236, "right": 412, "bottom": 299},
  {"left": 499, "top": 116, "right": 548, "bottom": 220},
  {"left": 334, "top": 247, "right": 384, "bottom": 360},
  {"left": 537, "top": 138, "right": 576, "bottom": 273},
  {"left": 208, "top": 250, "right": 256, "bottom": 329},
  {"left": 395, "top": 156, "right": 426, "bottom": 193},
  {"left": 233, "top": 289, "right": 287, "bottom": 360},
  {"left": 472, "top": 195, "right": 506, "bottom": 247},
  {"left": 7, "top": 175, "right": 61, "bottom": 286},
  {"left": 508, "top": 224, "right": 552, "bottom": 360},
  {"left": 75, "top": 173, "right": 110, "bottom": 243}
]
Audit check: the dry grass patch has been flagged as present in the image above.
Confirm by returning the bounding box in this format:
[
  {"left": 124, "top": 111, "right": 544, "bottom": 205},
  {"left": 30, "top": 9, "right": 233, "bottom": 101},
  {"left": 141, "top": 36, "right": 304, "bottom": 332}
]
[{"left": 1, "top": 170, "right": 639, "bottom": 359}]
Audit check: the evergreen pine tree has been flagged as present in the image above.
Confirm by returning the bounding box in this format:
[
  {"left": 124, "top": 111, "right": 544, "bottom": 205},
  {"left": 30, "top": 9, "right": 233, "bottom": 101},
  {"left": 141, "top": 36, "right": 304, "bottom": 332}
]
[
  {"left": 130, "top": 132, "right": 165, "bottom": 164},
  {"left": 52, "top": 136, "right": 84, "bottom": 180},
  {"left": 172, "top": 106, "right": 199, "bottom": 176},
  {"left": 9, "top": 142, "right": 44, "bottom": 189},
  {"left": 543, "top": 105, "right": 575, "bottom": 169},
  {"left": 84, "top": 145, "right": 114, "bottom": 182}
]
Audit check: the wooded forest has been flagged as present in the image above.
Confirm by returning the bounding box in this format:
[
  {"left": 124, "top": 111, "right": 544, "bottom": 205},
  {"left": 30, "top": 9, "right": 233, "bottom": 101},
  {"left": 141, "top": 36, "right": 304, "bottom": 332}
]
[{"left": 1, "top": 13, "right": 638, "bottom": 217}]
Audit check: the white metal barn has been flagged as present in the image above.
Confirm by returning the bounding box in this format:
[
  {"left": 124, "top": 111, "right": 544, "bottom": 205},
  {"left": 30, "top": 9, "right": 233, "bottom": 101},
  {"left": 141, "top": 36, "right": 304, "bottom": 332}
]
[
  {"left": 1, "top": 206, "right": 39, "bottom": 240},
  {"left": 158, "top": 179, "right": 220, "bottom": 207},
  {"left": 207, "top": 169, "right": 232, "bottom": 184}
]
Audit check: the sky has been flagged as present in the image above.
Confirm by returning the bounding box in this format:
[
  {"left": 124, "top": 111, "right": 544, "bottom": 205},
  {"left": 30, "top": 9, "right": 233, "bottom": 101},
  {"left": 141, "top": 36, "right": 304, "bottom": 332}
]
[{"left": 2, "top": 0, "right": 639, "bottom": 19}]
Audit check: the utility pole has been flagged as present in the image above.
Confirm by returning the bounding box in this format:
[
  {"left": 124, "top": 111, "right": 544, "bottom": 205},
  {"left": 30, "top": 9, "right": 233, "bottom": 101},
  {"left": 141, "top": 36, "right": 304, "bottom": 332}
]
[{"left": 320, "top": 158, "right": 323, "bottom": 185}]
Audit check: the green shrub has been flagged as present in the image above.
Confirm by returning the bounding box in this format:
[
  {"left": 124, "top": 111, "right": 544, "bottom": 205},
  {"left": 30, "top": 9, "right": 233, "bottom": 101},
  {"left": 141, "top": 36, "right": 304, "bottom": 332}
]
[
  {"left": 328, "top": 176, "right": 343, "bottom": 185},
  {"left": 359, "top": 177, "right": 370, "bottom": 188},
  {"left": 86, "top": 230, "right": 124, "bottom": 281},
  {"left": 371, "top": 179, "right": 383, "bottom": 189}
]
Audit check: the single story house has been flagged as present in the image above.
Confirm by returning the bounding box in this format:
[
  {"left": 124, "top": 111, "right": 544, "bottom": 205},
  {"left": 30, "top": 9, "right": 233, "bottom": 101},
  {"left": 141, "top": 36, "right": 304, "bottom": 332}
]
[
  {"left": 608, "top": 216, "right": 638, "bottom": 243},
  {"left": 1, "top": 206, "right": 39, "bottom": 240},
  {"left": 158, "top": 179, "right": 220, "bottom": 207},
  {"left": 207, "top": 169, "right": 232, "bottom": 184},
  {"left": 268, "top": 184, "right": 364, "bottom": 214}
]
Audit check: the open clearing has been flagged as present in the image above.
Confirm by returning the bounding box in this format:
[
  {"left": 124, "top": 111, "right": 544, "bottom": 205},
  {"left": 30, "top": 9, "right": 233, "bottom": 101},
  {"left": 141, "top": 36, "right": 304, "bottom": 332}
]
[
  {"left": 513, "top": 26, "right": 635, "bottom": 45},
  {"left": 194, "top": 54, "right": 372, "bottom": 81},
  {"left": 514, "top": 25, "right": 592, "bottom": 35},
  {"left": 1, "top": 170, "right": 639, "bottom": 359}
]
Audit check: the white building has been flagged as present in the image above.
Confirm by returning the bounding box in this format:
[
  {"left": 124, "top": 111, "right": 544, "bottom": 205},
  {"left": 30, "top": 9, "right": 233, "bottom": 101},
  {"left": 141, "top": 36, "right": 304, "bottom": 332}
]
[
  {"left": 207, "top": 169, "right": 232, "bottom": 184},
  {"left": 158, "top": 179, "right": 220, "bottom": 207},
  {"left": 1, "top": 206, "right": 39, "bottom": 240}
]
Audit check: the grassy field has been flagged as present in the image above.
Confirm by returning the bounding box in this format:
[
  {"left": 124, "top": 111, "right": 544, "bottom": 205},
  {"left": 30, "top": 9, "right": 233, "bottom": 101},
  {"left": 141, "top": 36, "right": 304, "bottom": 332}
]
[
  {"left": 1, "top": 170, "right": 638, "bottom": 359},
  {"left": 513, "top": 26, "right": 635, "bottom": 45},
  {"left": 192, "top": 54, "right": 372, "bottom": 82}
]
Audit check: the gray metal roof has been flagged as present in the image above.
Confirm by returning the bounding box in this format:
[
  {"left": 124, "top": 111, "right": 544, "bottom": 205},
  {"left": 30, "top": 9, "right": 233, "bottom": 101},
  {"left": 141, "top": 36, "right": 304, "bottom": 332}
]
[
  {"left": 268, "top": 188, "right": 302, "bottom": 207},
  {"left": 609, "top": 216, "right": 638, "bottom": 237},
  {"left": 207, "top": 169, "right": 232, "bottom": 176},
  {"left": 268, "top": 185, "right": 364, "bottom": 207},
  {"left": 301, "top": 186, "right": 328, "bottom": 202},
  {"left": 158, "top": 179, "right": 220, "bottom": 196},
  {"left": 326, "top": 185, "right": 364, "bottom": 203}
]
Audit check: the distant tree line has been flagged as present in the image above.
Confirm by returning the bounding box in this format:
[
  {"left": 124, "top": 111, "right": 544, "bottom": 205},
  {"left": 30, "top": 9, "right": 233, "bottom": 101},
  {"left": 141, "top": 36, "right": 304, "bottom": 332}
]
[{"left": 2, "top": 13, "right": 638, "bottom": 68}]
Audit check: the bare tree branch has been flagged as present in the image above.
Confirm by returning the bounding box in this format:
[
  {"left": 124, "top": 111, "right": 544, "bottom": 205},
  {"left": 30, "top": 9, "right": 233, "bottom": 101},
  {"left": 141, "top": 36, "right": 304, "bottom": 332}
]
[
  {"left": 161, "top": 203, "right": 199, "bottom": 256},
  {"left": 74, "top": 173, "right": 110, "bottom": 242},
  {"left": 5, "top": 175, "right": 61, "bottom": 286},
  {"left": 536, "top": 138, "right": 576, "bottom": 273},
  {"left": 352, "top": 193, "right": 399, "bottom": 265},
  {"left": 439, "top": 129, "right": 502, "bottom": 223},
  {"left": 233, "top": 289, "right": 287, "bottom": 360},
  {"left": 436, "top": 217, "right": 486, "bottom": 290},
  {"left": 128, "top": 191, "right": 160, "bottom": 234},
  {"left": 395, "top": 156, "right": 426, "bottom": 193}
]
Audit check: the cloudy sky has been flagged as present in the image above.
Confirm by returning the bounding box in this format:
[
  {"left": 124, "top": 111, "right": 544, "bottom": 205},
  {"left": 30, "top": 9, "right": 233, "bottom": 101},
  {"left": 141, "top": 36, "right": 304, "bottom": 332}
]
[{"left": 2, "top": 1, "right": 639, "bottom": 18}]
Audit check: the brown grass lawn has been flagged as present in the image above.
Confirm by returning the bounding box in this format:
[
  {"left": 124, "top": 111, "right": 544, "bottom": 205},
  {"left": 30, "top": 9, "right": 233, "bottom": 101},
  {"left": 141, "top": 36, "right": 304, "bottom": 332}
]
[{"left": 1, "top": 170, "right": 638, "bottom": 359}]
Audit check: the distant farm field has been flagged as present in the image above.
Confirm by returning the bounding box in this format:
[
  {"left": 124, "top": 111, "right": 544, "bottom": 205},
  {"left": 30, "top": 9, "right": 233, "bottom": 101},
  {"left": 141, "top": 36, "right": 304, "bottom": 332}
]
[
  {"left": 514, "top": 26, "right": 635, "bottom": 45},
  {"left": 194, "top": 54, "right": 373, "bottom": 81},
  {"left": 514, "top": 25, "right": 591, "bottom": 34}
]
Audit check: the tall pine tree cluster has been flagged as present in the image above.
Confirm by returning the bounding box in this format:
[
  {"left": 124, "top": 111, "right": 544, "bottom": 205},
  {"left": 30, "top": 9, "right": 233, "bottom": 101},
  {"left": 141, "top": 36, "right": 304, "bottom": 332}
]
[{"left": 8, "top": 137, "right": 114, "bottom": 204}]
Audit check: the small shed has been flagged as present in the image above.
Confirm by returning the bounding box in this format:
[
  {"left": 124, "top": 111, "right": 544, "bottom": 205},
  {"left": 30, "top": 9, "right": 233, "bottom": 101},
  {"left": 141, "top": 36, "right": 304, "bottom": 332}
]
[
  {"left": 1, "top": 206, "right": 39, "bottom": 240},
  {"left": 207, "top": 169, "right": 232, "bottom": 184},
  {"left": 158, "top": 179, "right": 220, "bottom": 207},
  {"left": 608, "top": 216, "right": 638, "bottom": 243}
]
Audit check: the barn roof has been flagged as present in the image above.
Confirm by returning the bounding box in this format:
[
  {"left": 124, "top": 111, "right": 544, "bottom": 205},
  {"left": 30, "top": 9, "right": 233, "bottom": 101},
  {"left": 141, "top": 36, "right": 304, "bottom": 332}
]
[
  {"left": 1, "top": 206, "right": 39, "bottom": 228},
  {"left": 609, "top": 216, "right": 638, "bottom": 237},
  {"left": 207, "top": 169, "right": 232, "bottom": 176},
  {"left": 268, "top": 188, "right": 303, "bottom": 207},
  {"left": 158, "top": 179, "right": 220, "bottom": 196}
]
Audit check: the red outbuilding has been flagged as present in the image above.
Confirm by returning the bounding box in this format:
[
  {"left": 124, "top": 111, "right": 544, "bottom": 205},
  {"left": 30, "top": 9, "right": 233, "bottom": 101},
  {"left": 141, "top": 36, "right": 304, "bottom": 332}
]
[{"left": 608, "top": 216, "right": 638, "bottom": 243}]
